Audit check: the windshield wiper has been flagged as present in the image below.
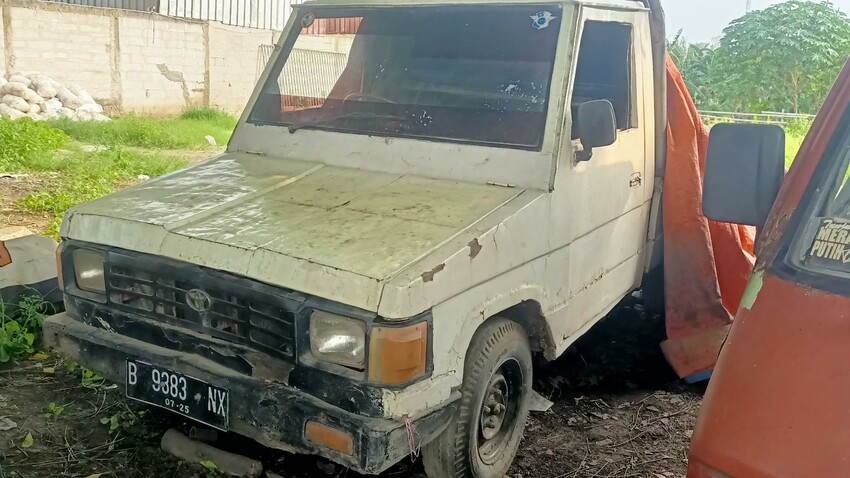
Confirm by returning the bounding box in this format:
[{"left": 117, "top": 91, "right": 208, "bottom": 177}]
[{"left": 288, "top": 112, "right": 408, "bottom": 133}]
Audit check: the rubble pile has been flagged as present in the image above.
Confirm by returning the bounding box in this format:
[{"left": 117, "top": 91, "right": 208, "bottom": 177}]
[{"left": 0, "top": 73, "right": 109, "bottom": 121}]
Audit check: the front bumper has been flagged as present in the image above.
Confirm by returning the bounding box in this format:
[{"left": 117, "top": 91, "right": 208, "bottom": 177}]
[{"left": 43, "top": 312, "right": 454, "bottom": 474}]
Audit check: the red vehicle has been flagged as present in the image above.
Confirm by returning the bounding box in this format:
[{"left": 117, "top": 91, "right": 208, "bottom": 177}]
[{"left": 688, "top": 60, "right": 850, "bottom": 477}]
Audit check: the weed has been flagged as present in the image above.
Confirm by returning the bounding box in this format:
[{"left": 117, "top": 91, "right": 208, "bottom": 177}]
[
  {"left": 17, "top": 147, "right": 189, "bottom": 239},
  {"left": 0, "top": 118, "right": 67, "bottom": 171},
  {"left": 43, "top": 402, "right": 65, "bottom": 420},
  {"left": 179, "top": 107, "right": 237, "bottom": 127},
  {"left": 100, "top": 409, "right": 141, "bottom": 433},
  {"left": 81, "top": 368, "right": 105, "bottom": 390},
  {"left": 199, "top": 460, "right": 221, "bottom": 478},
  {"left": 784, "top": 119, "right": 813, "bottom": 169},
  {"left": 63, "top": 359, "right": 106, "bottom": 389},
  {"left": 0, "top": 295, "right": 51, "bottom": 363},
  {"left": 64, "top": 358, "right": 79, "bottom": 372},
  {"left": 47, "top": 108, "right": 236, "bottom": 150}
]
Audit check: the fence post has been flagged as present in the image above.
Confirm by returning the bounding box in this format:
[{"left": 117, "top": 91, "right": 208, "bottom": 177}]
[{"left": 203, "top": 22, "right": 210, "bottom": 107}]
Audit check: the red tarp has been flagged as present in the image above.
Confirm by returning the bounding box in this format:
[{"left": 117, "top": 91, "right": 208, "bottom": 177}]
[{"left": 660, "top": 55, "right": 757, "bottom": 379}]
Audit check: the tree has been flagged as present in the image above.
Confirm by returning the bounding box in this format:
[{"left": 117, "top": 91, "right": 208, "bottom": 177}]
[
  {"left": 709, "top": 1, "right": 850, "bottom": 114},
  {"left": 667, "top": 30, "right": 719, "bottom": 109}
]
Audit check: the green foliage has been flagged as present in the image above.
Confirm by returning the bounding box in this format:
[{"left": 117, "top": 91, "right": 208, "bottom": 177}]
[
  {"left": 81, "top": 367, "right": 105, "bottom": 389},
  {"left": 100, "top": 409, "right": 140, "bottom": 433},
  {"left": 16, "top": 147, "right": 189, "bottom": 240},
  {"left": 47, "top": 108, "right": 236, "bottom": 150},
  {"left": 44, "top": 402, "right": 65, "bottom": 420},
  {"left": 701, "top": 1, "right": 850, "bottom": 114},
  {"left": 667, "top": 31, "right": 719, "bottom": 109},
  {"left": 200, "top": 460, "right": 221, "bottom": 478},
  {"left": 0, "top": 295, "right": 50, "bottom": 363},
  {"left": 785, "top": 128, "right": 808, "bottom": 168},
  {"left": 64, "top": 358, "right": 79, "bottom": 373},
  {"left": 0, "top": 118, "right": 68, "bottom": 170},
  {"left": 0, "top": 114, "right": 193, "bottom": 240},
  {"left": 179, "top": 107, "right": 238, "bottom": 127},
  {"left": 65, "top": 358, "right": 105, "bottom": 389},
  {"left": 672, "top": 2, "right": 850, "bottom": 114}
]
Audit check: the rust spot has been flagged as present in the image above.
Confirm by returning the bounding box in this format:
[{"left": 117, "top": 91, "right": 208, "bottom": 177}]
[
  {"left": 421, "top": 263, "right": 445, "bottom": 283},
  {"left": 0, "top": 242, "right": 10, "bottom": 267},
  {"left": 468, "top": 238, "right": 482, "bottom": 259}
]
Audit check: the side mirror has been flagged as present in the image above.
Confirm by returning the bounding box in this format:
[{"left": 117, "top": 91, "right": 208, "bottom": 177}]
[
  {"left": 576, "top": 100, "right": 617, "bottom": 161},
  {"left": 703, "top": 124, "right": 786, "bottom": 228}
]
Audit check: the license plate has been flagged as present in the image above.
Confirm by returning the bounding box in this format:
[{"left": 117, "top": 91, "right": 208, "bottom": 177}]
[{"left": 126, "top": 359, "right": 229, "bottom": 431}]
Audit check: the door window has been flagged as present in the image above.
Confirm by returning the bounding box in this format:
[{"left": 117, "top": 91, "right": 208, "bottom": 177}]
[{"left": 571, "top": 21, "right": 635, "bottom": 138}]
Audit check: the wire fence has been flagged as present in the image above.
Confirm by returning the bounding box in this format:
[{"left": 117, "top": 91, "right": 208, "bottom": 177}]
[
  {"left": 41, "top": 0, "right": 303, "bottom": 30},
  {"left": 700, "top": 110, "right": 816, "bottom": 126},
  {"left": 42, "top": 0, "right": 156, "bottom": 11}
]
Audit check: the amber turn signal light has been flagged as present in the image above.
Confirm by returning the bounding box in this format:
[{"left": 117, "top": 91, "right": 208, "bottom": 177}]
[
  {"left": 305, "top": 421, "right": 353, "bottom": 455},
  {"left": 368, "top": 322, "right": 428, "bottom": 385}
]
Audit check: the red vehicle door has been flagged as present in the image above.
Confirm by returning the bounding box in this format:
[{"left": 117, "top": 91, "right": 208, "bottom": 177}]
[{"left": 688, "top": 61, "right": 850, "bottom": 478}]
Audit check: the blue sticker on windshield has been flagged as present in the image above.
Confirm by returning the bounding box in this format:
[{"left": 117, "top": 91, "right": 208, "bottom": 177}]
[{"left": 530, "top": 11, "right": 556, "bottom": 30}]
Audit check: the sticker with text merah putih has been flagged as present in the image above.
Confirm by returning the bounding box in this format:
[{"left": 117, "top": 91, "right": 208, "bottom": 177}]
[{"left": 807, "top": 218, "right": 850, "bottom": 269}]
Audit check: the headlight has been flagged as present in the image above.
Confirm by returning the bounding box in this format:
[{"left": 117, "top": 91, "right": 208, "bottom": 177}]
[
  {"left": 309, "top": 310, "right": 366, "bottom": 369},
  {"left": 72, "top": 249, "right": 105, "bottom": 293}
]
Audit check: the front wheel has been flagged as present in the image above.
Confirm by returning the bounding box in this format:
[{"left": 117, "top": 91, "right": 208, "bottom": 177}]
[{"left": 422, "top": 318, "right": 532, "bottom": 478}]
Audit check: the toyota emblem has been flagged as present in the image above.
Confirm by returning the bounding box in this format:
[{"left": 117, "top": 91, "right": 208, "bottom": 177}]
[{"left": 185, "top": 289, "right": 212, "bottom": 313}]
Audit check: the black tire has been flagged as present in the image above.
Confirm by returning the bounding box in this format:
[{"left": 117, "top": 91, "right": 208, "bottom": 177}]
[{"left": 422, "top": 318, "right": 532, "bottom": 478}]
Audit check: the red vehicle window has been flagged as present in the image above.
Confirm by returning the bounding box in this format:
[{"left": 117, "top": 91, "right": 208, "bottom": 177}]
[{"left": 786, "top": 113, "right": 850, "bottom": 281}]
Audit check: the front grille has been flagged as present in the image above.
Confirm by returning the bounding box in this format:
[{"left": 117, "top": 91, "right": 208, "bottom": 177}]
[{"left": 105, "top": 251, "right": 304, "bottom": 361}]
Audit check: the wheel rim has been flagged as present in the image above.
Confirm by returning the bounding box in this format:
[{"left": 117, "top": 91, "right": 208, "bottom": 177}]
[{"left": 477, "top": 358, "right": 523, "bottom": 465}]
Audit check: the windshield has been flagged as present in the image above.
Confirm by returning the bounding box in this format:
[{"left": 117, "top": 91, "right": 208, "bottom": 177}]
[
  {"left": 801, "top": 120, "right": 850, "bottom": 272},
  {"left": 249, "top": 5, "right": 562, "bottom": 149}
]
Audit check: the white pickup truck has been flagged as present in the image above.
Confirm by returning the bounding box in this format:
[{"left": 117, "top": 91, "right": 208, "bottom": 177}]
[{"left": 44, "top": 0, "right": 674, "bottom": 475}]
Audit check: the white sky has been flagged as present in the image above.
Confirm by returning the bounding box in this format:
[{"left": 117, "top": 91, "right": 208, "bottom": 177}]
[{"left": 664, "top": 0, "right": 850, "bottom": 42}]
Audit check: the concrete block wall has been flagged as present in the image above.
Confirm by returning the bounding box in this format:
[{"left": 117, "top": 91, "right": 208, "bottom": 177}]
[
  {"left": 119, "top": 16, "right": 207, "bottom": 112},
  {"left": 0, "top": 0, "right": 278, "bottom": 114},
  {"left": 0, "top": 7, "right": 6, "bottom": 79},
  {"left": 10, "top": 6, "right": 114, "bottom": 98},
  {"left": 208, "top": 22, "right": 274, "bottom": 114}
]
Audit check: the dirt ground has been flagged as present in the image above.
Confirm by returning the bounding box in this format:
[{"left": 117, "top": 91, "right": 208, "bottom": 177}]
[
  {"left": 0, "top": 297, "right": 702, "bottom": 478},
  {"left": 0, "top": 146, "right": 221, "bottom": 236},
  {"left": 0, "top": 173, "right": 58, "bottom": 234}
]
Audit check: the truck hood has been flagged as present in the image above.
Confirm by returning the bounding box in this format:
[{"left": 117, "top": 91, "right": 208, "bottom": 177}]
[{"left": 63, "top": 153, "right": 525, "bottom": 314}]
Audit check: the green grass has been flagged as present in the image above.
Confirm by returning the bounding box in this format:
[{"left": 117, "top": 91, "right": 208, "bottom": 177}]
[
  {"left": 19, "top": 147, "right": 189, "bottom": 238},
  {"left": 783, "top": 118, "right": 813, "bottom": 169},
  {"left": 0, "top": 116, "right": 195, "bottom": 239},
  {"left": 785, "top": 130, "right": 806, "bottom": 168},
  {"left": 46, "top": 107, "right": 237, "bottom": 150},
  {"left": 0, "top": 118, "right": 68, "bottom": 171}
]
